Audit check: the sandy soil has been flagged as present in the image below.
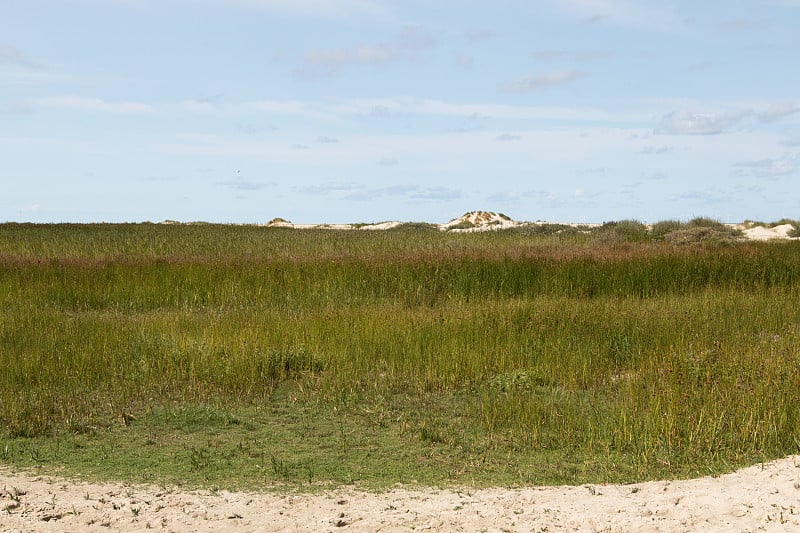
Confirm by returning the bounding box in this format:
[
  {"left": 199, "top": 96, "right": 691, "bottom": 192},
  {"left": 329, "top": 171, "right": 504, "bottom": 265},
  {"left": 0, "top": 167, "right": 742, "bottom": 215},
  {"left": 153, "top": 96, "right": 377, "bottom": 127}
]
[
  {"left": 2, "top": 456, "right": 800, "bottom": 532},
  {"left": 738, "top": 223, "right": 797, "bottom": 241}
]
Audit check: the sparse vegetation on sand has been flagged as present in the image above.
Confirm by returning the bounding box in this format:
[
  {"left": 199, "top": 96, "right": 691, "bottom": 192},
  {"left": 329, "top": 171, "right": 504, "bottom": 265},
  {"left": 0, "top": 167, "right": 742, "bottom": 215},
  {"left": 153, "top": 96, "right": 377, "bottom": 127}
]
[{"left": 1, "top": 221, "right": 799, "bottom": 490}]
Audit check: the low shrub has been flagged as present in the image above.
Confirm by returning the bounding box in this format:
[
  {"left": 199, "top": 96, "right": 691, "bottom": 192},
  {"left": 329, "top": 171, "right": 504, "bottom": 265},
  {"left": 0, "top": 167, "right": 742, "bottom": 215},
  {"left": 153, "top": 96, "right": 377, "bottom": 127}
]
[
  {"left": 594, "top": 220, "right": 650, "bottom": 243},
  {"left": 664, "top": 226, "right": 743, "bottom": 245},
  {"left": 685, "top": 217, "right": 730, "bottom": 230},
  {"left": 651, "top": 220, "right": 683, "bottom": 240}
]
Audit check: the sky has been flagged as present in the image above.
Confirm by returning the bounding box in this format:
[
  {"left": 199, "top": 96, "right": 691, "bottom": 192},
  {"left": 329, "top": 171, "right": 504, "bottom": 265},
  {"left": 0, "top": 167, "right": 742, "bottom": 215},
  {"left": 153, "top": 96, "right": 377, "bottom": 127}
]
[{"left": 1, "top": 0, "right": 799, "bottom": 224}]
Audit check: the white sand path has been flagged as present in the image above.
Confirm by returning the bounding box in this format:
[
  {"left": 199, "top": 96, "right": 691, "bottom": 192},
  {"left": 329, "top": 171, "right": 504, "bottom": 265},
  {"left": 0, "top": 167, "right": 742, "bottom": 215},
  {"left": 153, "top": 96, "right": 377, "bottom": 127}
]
[{"left": 3, "top": 456, "right": 800, "bottom": 532}]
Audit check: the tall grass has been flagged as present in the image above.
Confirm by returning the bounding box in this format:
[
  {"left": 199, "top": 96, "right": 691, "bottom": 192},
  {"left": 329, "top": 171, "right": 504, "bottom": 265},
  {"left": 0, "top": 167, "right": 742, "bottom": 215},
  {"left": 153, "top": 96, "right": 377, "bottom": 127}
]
[{"left": 1, "top": 223, "right": 799, "bottom": 481}]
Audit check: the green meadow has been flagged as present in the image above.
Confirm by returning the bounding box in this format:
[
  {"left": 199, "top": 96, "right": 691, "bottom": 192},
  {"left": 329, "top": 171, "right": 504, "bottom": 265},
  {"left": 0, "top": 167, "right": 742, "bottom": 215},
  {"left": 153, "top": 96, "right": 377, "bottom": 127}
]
[{"left": 1, "top": 221, "right": 799, "bottom": 490}]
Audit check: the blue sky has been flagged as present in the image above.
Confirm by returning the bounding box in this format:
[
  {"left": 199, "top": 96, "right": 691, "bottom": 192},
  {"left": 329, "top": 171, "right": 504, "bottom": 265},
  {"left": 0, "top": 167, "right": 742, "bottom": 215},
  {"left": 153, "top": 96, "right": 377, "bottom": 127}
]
[{"left": 2, "top": 0, "right": 798, "bottom": 224}]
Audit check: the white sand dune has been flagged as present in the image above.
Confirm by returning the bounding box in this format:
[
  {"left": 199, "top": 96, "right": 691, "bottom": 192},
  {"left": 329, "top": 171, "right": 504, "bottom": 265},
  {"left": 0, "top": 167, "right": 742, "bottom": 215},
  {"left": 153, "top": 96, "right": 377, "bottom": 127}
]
[
  {"left": 3, "top": 456, "right": 800, "bottom": 532},
  {"left": 262, "top": 212, "right": 798, "bottom": 240},
  {"left": 737, "top": 223, "right": 797, "bottom": 241}
]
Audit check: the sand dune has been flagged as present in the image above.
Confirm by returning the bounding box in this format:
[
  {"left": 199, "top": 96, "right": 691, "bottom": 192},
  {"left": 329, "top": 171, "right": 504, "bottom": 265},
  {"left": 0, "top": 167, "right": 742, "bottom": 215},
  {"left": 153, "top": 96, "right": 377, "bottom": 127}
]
[
  {"left": 737, "top": 223, "right": 797, "bottom": 241},
  {"left": 262, "top": 212, "right": 798, "bottom": 240}
]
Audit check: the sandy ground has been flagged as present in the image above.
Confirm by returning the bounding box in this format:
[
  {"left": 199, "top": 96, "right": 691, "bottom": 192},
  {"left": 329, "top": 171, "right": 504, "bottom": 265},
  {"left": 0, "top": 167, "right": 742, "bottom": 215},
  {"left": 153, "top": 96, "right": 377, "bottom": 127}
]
[
  {"left": 2, "top": 457, "right": 800, "bottom": 532},
  {"left": 738, "top": 223, "right": 797, "bottom": 241}
]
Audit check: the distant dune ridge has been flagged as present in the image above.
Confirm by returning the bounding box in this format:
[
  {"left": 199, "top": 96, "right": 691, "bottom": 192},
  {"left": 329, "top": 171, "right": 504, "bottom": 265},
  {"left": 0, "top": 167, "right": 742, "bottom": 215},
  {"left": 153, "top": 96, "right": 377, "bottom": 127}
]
[
  {"left": 265, "top": 211, "right": 539, "bottom": 231},
  {"left": 261, "top": 211, "right": 798, "bottom": 240}
]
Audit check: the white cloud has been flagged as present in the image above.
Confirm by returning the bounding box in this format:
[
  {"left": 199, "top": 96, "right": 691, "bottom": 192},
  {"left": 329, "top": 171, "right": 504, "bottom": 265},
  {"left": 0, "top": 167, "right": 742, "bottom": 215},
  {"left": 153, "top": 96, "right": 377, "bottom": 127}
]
[
  {"left": 175, "top": 132, "right": 221, "bottom": 143},
  {"left": 413, "top": 99, "right": 642, "bottom": 121},
  {"left": 377, "top": 156, "right": 399, "bottom": 166},
  {"left": 502, "top": 70, "right": 587, "bottom": 93},
  {"left": 464, "top": 30, "right": 493, "bottom": 43},
  {"left": 410, "top": 187, "right": 462, "bottom": 201},
  {"left": 0, "top": 102, "right": 33, "bottom": 114},
  {"left": 758, "top": 102, "right": 799, "bottom": 123},
  {"left": 453, "top": 52, "right": 474, "bottom": 68},
  {"left": 734, "top": 156, "right": 797, "bottom": 178},
  {"left": 37, "top": 96, "right": 153, "bottom": 113},
  {"left": 296, "top": 48, "right": 349, "bottom": 78},
  {"left": 488, "top": 190, "right": 556, "bottom": 202},
  {"left": 248, "top": 96, "right": 648, "bottom": 124},
  {"left": 646, "top": 98, "right": 800, "bottom": 132},
  {"left": 0, "top": 45, "right": 41, "bottom": 68},
  {"left": 645, "top": 171, "right": 668, "bottom": 181},
  {"left": 216, "top": 179, "right": 275, "bottom": 190},
  {"left": 718, "top": 18, "right": 767, "bottom": 32},
  {"left": 687, "top": 60, "right": 714, "bottom": 71},
  {"left": 203, "top": 0, "right": 384, "bottom": 17},
  {"left": 99, "top": 0, "right": 149, "bottom": 6},
  {"left": 251, "top": 99, "right": 336, "bottom": 120},
  {"left": 345, "top": 185, "right": 417, "bottom": 201},
  {"left": 181, "top": 99, "right": 217, "bottom": 113},
  {"left": 639, "top": 145, "right": 672, "bottom": 155},
  {"left": 550, "top": 0, "right": 682, "bottom": 31},
  {"left": 667, "top": 191, "right": 727, "bottom": 204},
  {"left": 294, "top": 26, "right": 436, "bottom": 79},
  {"left": 293, "top": 182, "right": 361, "bottom": 195},
  {"left": 340, "top": 184, "right": 461, "bottom": 202},
  {"left": 238, "top": 122, "right": 275, "bottom": 134},
  {"left": 495, "top": 134, "right": 522, "bottom": 141},
  {"left": 532, "top": 49, "right": 611, "bottom": 62},
  {"left": 17, "top": 203, "right": 41, "bottom": 214},
  {"left": 655, "top": 110, "right": 749, "bottom": 135},
  {"left": 532, "top": 49, "right": 571, "bottom": 61},
  {"left": 252, "top": 99, "right": 311, "bottom": 114}
]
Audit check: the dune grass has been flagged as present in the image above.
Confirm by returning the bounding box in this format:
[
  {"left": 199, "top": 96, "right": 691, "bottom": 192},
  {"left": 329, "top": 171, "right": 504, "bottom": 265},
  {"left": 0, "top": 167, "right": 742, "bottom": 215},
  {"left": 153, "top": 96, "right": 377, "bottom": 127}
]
[{"left": 1, "top": 223, "right": 799, "bottom": 489}]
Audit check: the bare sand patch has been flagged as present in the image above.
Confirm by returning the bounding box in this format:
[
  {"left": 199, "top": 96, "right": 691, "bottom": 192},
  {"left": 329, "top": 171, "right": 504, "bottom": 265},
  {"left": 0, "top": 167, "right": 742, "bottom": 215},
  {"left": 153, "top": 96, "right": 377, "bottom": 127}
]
[
  {"left": 738, "top": 223, "right": 797, "bottom": 241},
  {"left": 3, "top": 456, "right": 800, "bottom": 532}
]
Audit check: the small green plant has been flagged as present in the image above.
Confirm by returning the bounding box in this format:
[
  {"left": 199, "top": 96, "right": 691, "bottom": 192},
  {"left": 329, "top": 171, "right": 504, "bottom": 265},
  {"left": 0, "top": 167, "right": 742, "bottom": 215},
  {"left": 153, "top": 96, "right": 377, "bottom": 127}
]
[
  {"left": 269, "top": 454, "right": 291, "bottom": 480},
  {"left": 419, "top": 421, "right": 446, "bottom": 444},
  {"left": 188, "top": 446, "right": 212, "bottom": 472},
  {"left": 257, "top": 347, "right": 324, "bottom": 385}
]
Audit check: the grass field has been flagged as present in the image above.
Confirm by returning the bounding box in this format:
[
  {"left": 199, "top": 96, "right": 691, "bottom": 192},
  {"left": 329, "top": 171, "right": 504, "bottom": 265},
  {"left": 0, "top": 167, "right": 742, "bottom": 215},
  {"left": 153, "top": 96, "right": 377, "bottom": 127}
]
[{"left": 1, "top": 222, "right": 799, "bottom": 490}]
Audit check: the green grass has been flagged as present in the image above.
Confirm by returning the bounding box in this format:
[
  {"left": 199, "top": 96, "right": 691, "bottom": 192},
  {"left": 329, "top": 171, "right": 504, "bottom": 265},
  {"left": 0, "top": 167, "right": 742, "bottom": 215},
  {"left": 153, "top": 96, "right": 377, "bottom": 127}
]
[{"left": 1, "top": 222, "right": 800, "bottom": 490}]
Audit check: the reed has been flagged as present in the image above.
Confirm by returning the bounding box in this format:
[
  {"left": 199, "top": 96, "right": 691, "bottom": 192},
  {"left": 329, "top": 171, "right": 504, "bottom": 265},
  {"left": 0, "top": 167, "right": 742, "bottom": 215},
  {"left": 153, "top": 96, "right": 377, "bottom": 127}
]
[{"left": 1, "top": 222, "right": 799, "bottom": 486}]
